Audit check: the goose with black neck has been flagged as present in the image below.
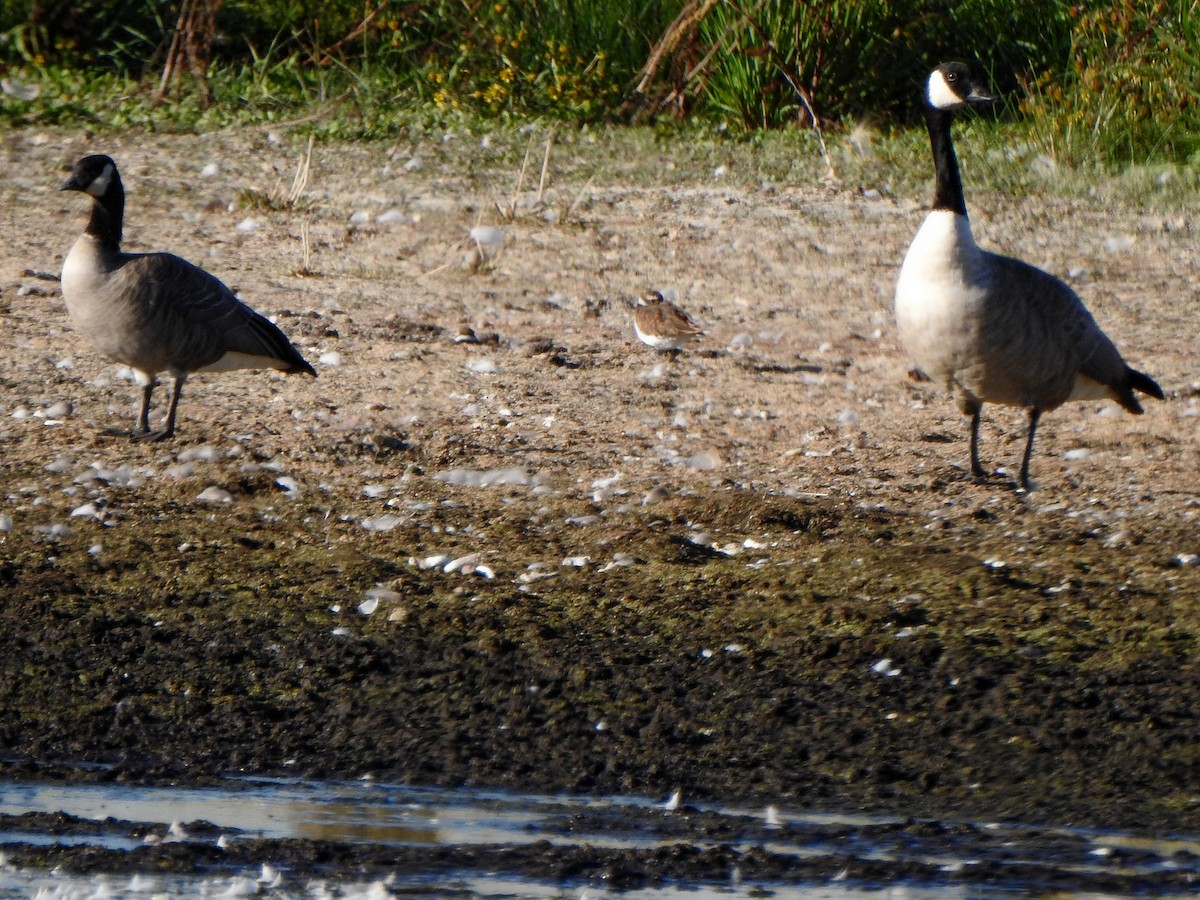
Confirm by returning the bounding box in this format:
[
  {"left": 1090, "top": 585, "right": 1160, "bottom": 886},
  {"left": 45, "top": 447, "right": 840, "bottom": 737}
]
[
  {"left": 894, "top": 62, "right": 1163, "bottom": 492},
  {"left": 59, "top": 154, "right": 317, "bottom": 441}
]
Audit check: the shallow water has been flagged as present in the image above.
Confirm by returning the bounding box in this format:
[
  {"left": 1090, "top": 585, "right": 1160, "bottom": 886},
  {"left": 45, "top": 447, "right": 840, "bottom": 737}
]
[{"left": 0, "top": 777, "right": 1196, "bottom": 898}]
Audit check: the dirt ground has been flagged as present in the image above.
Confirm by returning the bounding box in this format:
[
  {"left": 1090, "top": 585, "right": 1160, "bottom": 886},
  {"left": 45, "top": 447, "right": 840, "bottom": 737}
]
[{"left": 0, "top": 123, "right": 1198, "bottom": 846}]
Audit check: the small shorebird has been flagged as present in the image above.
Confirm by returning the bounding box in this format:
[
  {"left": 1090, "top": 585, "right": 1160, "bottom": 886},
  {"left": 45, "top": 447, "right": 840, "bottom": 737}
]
[{"left": 633, "top": 290, "right": 703, "bottom": 352}]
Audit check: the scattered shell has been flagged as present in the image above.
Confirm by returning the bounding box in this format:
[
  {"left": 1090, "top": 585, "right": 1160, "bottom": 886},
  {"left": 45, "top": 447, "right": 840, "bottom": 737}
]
[
  {"left": 0, "top": 514, "right": 11, "bottom": 532},
  {"left": 318, "top": 351, "right": 343, "bottom": 367},
  {"left": 200, "top": 163, "right": 220, "bottom": 178},
  {"left": 236, "top": 218, "right": 262, "bottom": 233},
  {"left": 444, "top": 552, "right": 484, "bottom": 574},
  {"left": 358, "top": 596, "right": 380, "bottom": 616},
  {"left": 377, "top": 209, "right": 406, "bottom": 224},
  {"left": 365, "top": 584, "right": 403, "bottom": 603},
  {"left": 561, "top": 556, "right": 591, "bottom": 567},
  {"left": 417, "top": 555, "right": 452, "bottom": 570}
]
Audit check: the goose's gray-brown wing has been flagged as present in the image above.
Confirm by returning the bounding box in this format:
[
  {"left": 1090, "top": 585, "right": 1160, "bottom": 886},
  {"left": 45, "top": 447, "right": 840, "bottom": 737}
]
[
  {"left": 113, "top": 251, "right": 316, "bottom": 376},
  {"left": 981, "top": 253, "right": 1134, "bottom": 409}
]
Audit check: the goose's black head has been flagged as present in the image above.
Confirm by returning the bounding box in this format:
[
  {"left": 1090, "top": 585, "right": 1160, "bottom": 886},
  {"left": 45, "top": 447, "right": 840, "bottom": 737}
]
[
  {"left": 61, "top": 154, "right": 125, "bottom": 247},
  {"left": 925, "top": 62, "right": 996, "bottom": 112},
  {"left": 60, "top": 154, "right": 122, "bottom": 199}
]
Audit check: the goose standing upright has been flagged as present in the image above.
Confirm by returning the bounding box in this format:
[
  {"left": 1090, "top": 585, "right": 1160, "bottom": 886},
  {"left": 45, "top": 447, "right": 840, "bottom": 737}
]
[
  {"left": 894, "top": 63, "right": 1163, "bottom": 490},
  {"left": 59, "top": 154, "right": 317, "bottom": 440}
]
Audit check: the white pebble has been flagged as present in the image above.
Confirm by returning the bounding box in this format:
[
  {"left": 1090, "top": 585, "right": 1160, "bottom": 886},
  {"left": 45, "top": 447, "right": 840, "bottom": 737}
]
[
  {"left": 318, "top": 351, "right": 342, "bottom": 367},
  {"left": 417, "top": 554, "right": 452, "bottom": 570},
  {"left": 466, "top": 358, "right": 500, "bottom": 374},
  {"left": 236, "top": 218, "right": 262, "bottom": 233},
  {"left": 200, "top": 162, "right": 219, "bottom": 178},
  {"left": 1062, "top": 448, "right": 1091, "bottom": 461},
  {"left": 360, "top": 514, "right": 404, "bottom": 532},
  {"left": 685, "top": 450, "right": 722, "bottom": 471},
  {"left": 178, "top": 445, "right": 220, "bottom": 463},
  {"left": 349, "top": 210, "right": 371, "bottom": 224},
  {"left": 275, "top": 476, "right": 301, "bottom": 494},
  {"left": 871, "top": 658, "right": 901, "bottom": 677},
  {"left": 0, "top": 514, "right": 12, "bottom": 532},
  {"left": 561, "top": 556, "right": 591, "bottom": 567},
  {"left": 1, "top": 78, "right": 40, "bottom": 101},
  {"left": 43, "top": 400, "right": 72, "bottom": 419},
  {"left": 196, "top": 486, "right": 233, "bottom": 505},
  {"left": 469, "top": 225, "right": 505, "bottom": 246},
  {"left": 377, "top": 209, "right": 405, "bottom": 224},
  {"left": 434, "top": 467, "right": 531, "bottom": 488}
]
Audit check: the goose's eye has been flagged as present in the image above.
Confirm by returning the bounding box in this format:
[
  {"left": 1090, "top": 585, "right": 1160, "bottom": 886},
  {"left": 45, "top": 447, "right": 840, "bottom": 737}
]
[{"left": 947, "top": 72, "right": 957, "bottom": 82}]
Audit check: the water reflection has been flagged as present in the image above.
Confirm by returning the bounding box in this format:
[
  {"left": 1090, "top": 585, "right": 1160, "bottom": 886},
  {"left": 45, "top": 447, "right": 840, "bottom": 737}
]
[{"left": 0, "top": 777, "right": 1196, "bottom": 899}]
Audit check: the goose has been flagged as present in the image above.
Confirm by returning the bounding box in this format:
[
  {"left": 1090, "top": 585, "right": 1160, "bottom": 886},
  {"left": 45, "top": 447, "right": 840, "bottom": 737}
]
[
  {"left": 58, "top": 154, "right": 317, "bottom": 440},
  {"left": 894, "top": 62, "right": 1163, "bottom": 490},
  {"left": 634, "top": 290, "right": 703, "bottom": 352}
]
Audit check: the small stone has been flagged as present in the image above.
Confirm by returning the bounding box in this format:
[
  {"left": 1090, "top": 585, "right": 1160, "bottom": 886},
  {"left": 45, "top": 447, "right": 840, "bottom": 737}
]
[{"left": 196, "top": 486, "right": 233, "bottom": 505}]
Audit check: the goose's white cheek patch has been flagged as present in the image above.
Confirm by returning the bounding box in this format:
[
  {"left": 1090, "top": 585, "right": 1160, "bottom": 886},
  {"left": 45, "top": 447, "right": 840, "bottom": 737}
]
[
  {"left": 86, "top": 163, "right": 115, "bottom": 198},
  {"left": 927, "top": 71, "right": 963, "bottom": 110}
]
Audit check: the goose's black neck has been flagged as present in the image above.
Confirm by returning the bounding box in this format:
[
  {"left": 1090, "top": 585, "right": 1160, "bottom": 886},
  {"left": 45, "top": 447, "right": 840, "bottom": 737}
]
[
  {"left": 924, "top": 106, "right": 968, "bottom": 217},
  {"left": 87, "top": 180, "right": 125, "bottom": 252}
]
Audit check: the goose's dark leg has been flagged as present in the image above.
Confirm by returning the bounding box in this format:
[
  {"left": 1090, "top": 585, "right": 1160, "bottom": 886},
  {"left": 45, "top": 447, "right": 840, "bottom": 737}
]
[
  {"left": 1018, "top": 408, "right": 1041, "bottom": 492},
  {"left": 113, "top": 380, "right": 155, "bottom": 438},
  {"left": 967, "top": 403, "right": 986, "bottom": 478},
  {"left": 131, "top": 375, "right": 183, "bottom": 442},
  {"left": 161, "top": 375, "right": 185, "bottom": 439}
]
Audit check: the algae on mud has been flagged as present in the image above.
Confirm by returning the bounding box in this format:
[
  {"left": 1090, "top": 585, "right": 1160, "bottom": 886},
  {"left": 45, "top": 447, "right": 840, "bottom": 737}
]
[
  {"left": 0, "top": 468, "right": 1197, "bottom": 834},
  {"left": 0, "top": 127, "right": 1197, "bottom": 841}
]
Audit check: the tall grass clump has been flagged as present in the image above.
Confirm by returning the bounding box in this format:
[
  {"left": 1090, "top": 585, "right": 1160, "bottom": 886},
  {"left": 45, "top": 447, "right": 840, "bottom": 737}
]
[
  {"left": 671, "top": 0, "right": 1075, "bottom": 129},
  {"left": 1020, "top": 0, "right": 1200, "bottom": 167}
]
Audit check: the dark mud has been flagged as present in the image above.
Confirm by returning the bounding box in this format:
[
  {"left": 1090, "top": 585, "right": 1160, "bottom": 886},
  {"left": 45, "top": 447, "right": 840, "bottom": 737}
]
[{"left": 1, "top": 478, "right": 1197, "bottom": 836}]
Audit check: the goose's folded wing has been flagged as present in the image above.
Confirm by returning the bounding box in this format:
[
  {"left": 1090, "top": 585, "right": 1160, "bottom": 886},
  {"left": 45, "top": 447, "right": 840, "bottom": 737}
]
[{"left": 118, "top": 252, "right": 315, "bottom": 375}]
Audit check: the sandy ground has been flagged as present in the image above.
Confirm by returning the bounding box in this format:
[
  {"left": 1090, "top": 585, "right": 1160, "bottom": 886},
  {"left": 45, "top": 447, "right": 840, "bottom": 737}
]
[{"left": 1, "top": 124, "right": 1198, "bottom": 840}]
